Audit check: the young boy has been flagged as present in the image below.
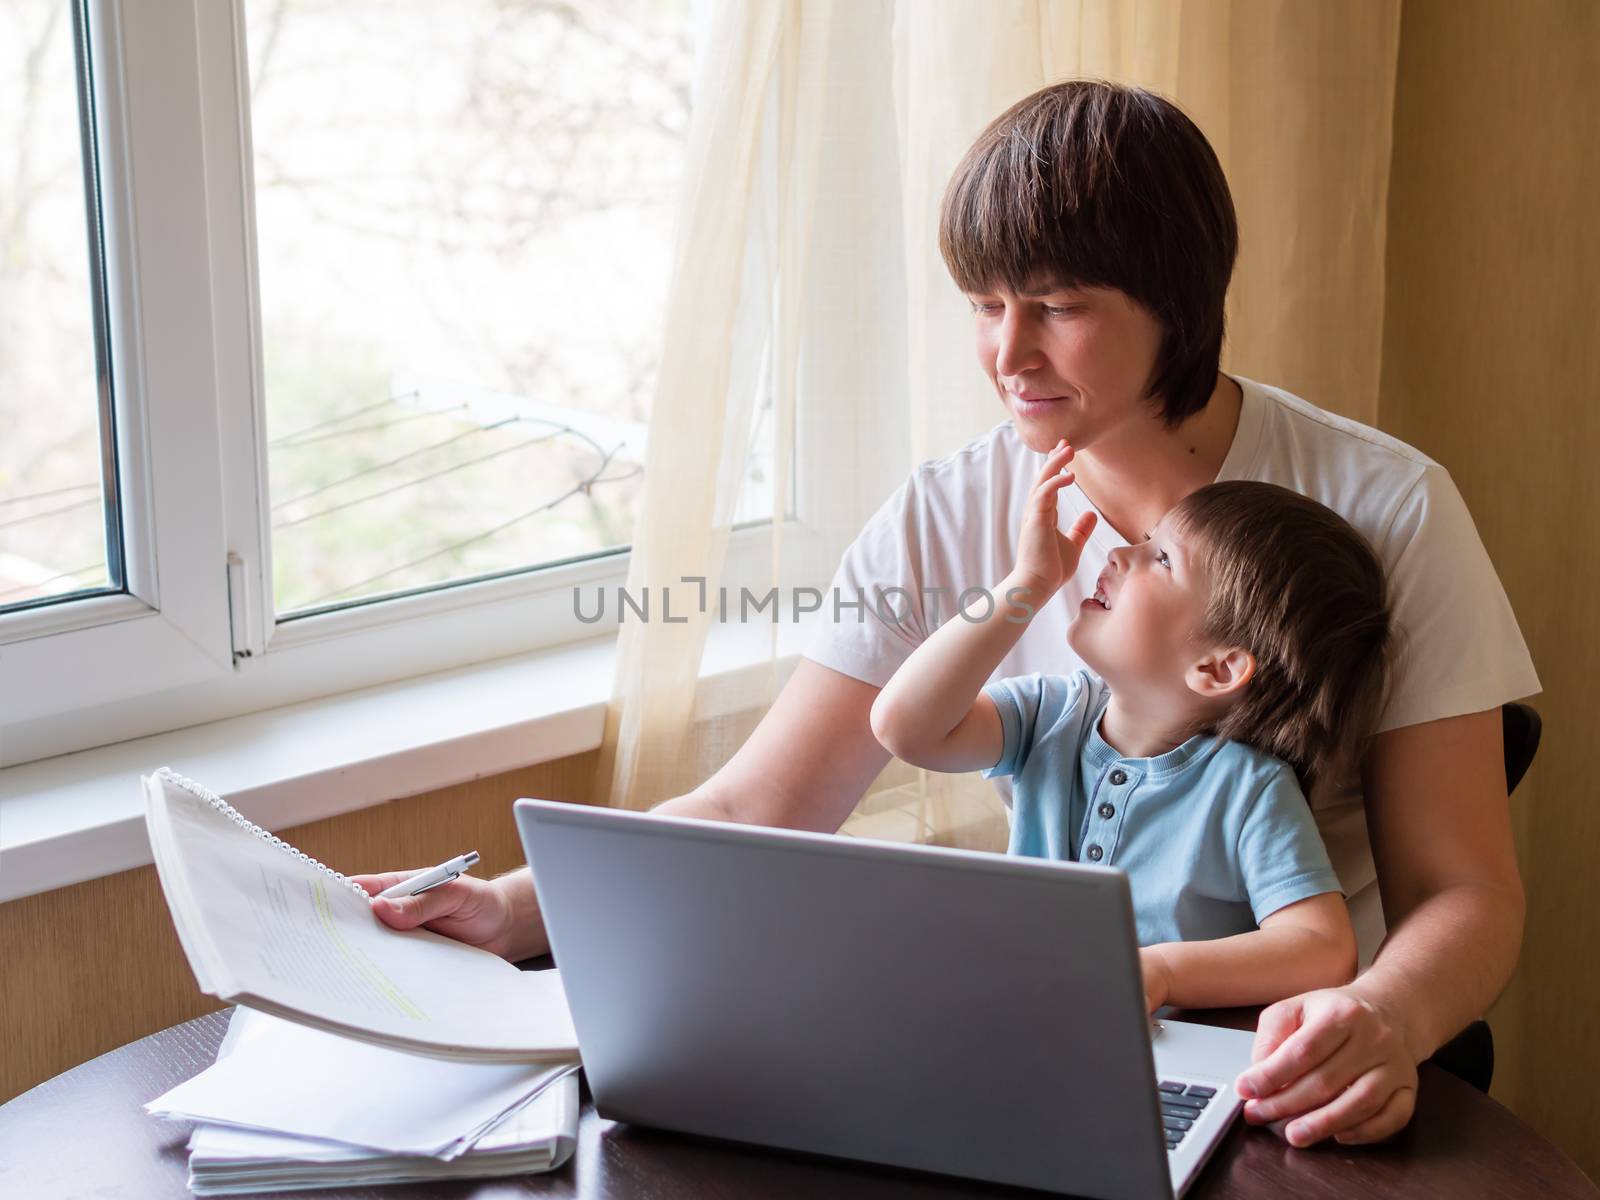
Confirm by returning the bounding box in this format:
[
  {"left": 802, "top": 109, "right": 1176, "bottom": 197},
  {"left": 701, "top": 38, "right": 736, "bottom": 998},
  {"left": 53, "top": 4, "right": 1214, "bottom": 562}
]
[{"left": 870, "top": 441, "right": 1392, "bottom": 1013}]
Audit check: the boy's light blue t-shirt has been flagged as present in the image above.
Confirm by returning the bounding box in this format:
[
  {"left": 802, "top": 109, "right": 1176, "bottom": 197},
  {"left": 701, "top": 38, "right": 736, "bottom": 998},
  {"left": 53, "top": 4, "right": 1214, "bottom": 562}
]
[{"left": 982, "top": 670, "right": 1343, "bottom": 947}]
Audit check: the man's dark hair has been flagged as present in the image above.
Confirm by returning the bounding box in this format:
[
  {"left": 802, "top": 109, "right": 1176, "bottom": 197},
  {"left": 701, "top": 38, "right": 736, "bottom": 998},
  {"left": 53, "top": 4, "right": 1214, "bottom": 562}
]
[
  {"left": 1170, "top": 481, "right": 1393, "bottom": 792},
  {"left": 939, "top": 79, "right": 1238, "bottom": 426}
]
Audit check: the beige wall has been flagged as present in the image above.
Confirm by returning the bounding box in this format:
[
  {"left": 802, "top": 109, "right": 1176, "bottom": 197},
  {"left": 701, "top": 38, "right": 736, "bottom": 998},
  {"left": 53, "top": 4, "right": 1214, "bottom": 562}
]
[
  {"left": 1379, "top": 0, "right": 1599, "bottom": 1178},
  {"left": 0, "top": 751, "right": 599, "bottom": 1104}
]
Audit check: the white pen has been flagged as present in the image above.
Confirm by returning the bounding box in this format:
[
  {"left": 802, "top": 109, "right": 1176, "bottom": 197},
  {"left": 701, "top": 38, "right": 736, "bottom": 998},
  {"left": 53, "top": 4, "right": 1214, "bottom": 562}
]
[{"left": 375, "top": 850, "right": 480, "bottom": 900}]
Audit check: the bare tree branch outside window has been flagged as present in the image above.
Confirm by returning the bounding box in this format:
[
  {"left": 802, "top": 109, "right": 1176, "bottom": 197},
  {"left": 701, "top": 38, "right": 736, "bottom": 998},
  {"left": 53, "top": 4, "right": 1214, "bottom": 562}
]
[{"left": 247, "top": 0, "right": 714, "bottom": 614}]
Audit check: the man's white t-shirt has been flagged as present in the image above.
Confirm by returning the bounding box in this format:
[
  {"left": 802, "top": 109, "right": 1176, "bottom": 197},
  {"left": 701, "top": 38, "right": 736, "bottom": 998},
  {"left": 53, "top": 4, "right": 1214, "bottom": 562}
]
[{"left": 803, "top": 374, "right": 1541, "bottom": 963}]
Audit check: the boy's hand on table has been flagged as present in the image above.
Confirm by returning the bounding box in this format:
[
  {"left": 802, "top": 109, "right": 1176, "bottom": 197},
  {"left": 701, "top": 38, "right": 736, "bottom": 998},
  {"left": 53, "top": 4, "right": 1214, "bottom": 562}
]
[
  {"left": 1236, "top": 985, "right": 1419, "bottom": 1147},
  {"left": 1139, "top": 946, "right": 1173, "bottom": 1014}
]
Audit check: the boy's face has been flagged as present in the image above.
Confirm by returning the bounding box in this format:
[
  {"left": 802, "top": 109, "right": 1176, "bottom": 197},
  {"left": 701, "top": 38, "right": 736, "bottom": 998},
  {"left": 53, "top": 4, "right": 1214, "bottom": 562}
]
[
  {"left": 966, "top": 280, "right": 1163, "bottom": 456},
  {"left": 1067, "top": 515, "right": 1211, "bottom": 705}
]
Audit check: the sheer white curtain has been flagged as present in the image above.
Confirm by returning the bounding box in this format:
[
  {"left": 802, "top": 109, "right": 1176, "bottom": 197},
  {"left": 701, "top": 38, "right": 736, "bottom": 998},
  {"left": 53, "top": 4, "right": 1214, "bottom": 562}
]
[{"left": 596, "top": 0, "right": 1400, "bottom": 845}]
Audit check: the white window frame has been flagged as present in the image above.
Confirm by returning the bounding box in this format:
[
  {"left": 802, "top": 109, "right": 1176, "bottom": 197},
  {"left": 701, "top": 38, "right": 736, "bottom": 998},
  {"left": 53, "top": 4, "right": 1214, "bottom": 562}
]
[
  {"left": 0, "top": 0, "right": 823, "bottom": 770},
  {"left": 0, "top": 0, "right": 235, "bottom": 749}
]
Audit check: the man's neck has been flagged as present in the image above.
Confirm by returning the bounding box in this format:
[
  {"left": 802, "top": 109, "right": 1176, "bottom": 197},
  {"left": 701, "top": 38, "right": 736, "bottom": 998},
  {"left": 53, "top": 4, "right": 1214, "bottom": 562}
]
[{"left": 1072, "top": 373, "right": 1243, "bottom": 544}]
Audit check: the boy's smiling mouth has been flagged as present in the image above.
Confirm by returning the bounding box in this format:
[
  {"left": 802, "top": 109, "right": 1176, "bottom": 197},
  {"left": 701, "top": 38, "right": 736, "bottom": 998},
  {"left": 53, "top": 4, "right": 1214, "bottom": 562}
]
[{"left": 1085, "top": 569, "right": 1113, "bottom": 610}]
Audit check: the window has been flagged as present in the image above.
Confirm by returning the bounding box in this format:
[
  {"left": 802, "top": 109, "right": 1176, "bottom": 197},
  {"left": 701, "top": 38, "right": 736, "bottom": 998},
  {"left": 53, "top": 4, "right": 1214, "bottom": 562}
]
[
  {"left": 244, "top": 1, "right": 692, "bottom": 616},
  {"left": 0, "top": 0, "right": 789, "bottom": 769},
  {"left": 1, "top": 0, "right": 240, "bottom": 764},
  {"left": 0, "top": 1, "right": 121, "bottom": 616}
]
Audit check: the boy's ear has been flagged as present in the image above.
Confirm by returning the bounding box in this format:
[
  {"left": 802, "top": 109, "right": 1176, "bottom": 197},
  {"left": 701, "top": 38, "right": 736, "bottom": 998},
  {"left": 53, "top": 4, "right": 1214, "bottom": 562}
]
[{"left": 1186, "top": 646, "right": 1256, "bottom": 700}]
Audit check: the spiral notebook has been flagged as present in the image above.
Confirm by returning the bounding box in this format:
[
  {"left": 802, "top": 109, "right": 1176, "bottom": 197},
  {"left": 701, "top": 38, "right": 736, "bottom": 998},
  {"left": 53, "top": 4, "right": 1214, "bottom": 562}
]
[{"left": 142, "top": 767, "right": 579, "bottom": 1063}]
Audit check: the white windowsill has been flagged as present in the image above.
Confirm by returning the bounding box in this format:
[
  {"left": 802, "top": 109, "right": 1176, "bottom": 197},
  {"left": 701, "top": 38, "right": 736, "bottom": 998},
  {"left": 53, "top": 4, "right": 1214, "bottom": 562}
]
[{"left": 0, "top": 618, "right": 814, "bottom": 905}]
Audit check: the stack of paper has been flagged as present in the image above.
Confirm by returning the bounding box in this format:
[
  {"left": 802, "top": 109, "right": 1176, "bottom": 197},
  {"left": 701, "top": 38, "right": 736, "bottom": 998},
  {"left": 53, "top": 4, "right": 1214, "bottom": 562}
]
[
  {"left": 182, "top": 1087, "right": 577, "bottom": 1195},
  {"left": 147, "top": 1006, "right": 580, "bottom": 1194}
]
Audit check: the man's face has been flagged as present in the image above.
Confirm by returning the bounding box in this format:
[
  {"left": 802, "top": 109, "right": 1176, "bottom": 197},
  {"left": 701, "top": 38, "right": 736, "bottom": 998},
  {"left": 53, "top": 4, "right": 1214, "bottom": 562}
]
[{"left": 966, "top": 280, "right": 1164, "bottom": 455}]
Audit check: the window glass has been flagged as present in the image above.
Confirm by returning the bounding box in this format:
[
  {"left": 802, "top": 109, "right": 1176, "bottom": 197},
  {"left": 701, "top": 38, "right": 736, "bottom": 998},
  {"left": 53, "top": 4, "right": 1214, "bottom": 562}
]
[
  {"left": 0, "top": 1, "right": 120, "bottom": 614},
  {"left": 245, "top": 0, "right": 707, "bottom": 616}
]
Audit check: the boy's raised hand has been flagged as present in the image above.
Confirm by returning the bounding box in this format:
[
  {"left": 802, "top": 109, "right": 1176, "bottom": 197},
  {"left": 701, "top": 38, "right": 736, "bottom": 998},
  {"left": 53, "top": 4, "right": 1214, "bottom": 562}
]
[{"left": 1013, "top": 440, "right": 1097, "bottom": 597}]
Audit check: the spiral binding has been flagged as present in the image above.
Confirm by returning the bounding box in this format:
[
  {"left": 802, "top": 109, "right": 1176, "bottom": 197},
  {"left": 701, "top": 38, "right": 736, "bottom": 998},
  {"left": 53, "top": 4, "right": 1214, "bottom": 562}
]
[{"left": 154, "top": 766, "right": 369, "bottom": 899}]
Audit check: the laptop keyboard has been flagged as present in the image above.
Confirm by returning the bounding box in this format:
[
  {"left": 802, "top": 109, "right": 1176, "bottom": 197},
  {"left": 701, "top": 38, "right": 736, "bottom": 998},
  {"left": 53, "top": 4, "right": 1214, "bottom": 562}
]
[{"left": 1157, "top": 1080, "right": 1217, "bottom": 1151}]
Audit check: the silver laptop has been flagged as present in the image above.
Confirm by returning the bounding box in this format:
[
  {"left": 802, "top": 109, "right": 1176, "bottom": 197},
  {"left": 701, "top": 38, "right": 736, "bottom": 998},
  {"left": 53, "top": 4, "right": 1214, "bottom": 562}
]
[{"left": 514, "top": 799, "right": 1253, "bottom": 1199}]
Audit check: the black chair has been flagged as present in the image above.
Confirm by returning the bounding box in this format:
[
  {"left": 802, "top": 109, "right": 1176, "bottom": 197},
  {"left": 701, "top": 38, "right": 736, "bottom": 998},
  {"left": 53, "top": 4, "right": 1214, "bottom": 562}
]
[
  {"left": 1503, "top": 701, "right": 1542, "bottom": 796},
  {"left": 1425, "top": 701, "right": 1541, "bottom": 1093}
]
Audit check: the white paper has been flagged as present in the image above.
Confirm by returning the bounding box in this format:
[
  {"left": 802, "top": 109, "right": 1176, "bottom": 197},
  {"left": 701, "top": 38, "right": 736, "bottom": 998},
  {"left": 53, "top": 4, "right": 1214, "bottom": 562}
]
[
  {"left": 183, "top": 1072, "right": 579, "bottom": 1194},
  {"left": 188, "top": 1072, "right": 576, "bottom": 1166},
  {"left": 147, "top": 1006, "right": 576, "bottom": 1158},
  {"left": 142, "top": 770, "right": 578, "bottom": 1061}
]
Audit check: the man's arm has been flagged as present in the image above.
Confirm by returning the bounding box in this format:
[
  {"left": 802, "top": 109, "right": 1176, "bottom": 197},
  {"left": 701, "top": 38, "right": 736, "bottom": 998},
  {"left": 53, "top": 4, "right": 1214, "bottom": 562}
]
[
  {"left": 1234, "top": 707, "right": 1524, "bottom": 1146},
  {"left": 361, "top": 443, "right": 1092, "bottom": 955},
  {"left": 355, "top": 658, "right": 893, "bottom": 960},
  {"left": 653, "top": 656, "right": 891, "bottom": 831}
]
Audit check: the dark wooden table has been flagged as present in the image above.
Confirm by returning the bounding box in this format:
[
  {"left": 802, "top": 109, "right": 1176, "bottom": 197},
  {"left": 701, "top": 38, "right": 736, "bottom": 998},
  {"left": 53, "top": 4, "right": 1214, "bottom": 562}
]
[{"left": 2, "top": 1006, "right": 1595, "bottom": 1199}]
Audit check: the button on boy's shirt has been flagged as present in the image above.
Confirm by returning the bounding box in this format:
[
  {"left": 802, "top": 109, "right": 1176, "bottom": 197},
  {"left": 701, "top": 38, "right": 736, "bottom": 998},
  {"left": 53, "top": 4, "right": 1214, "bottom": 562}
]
[{"left": 981, "top": 670, "right": 1343, "bottom": 947}]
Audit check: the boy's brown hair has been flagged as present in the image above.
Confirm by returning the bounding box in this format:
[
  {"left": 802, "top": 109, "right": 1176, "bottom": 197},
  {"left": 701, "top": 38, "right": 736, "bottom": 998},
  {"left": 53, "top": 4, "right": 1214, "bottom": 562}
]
[
  {"left": 938, "top": 79, "right": 1237, "bottom": 427},
  {"left": 1170, "top": 481, "right": 1393, "bottom": 791}
]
